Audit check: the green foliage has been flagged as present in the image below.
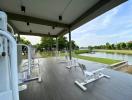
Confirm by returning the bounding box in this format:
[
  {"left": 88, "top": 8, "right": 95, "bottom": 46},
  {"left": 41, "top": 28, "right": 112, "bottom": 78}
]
[
  {"left": 88, "top": 46, "right": 93, "bottom": 52},
  {"left": 20, "top": 37, "right": 31, "bottom": 45},
  {"left": 92, "top": 41, "right": 132, "bottom": 50},
  {"left": 41, "top": 37, "right": 55, "bottom": 50},
  {"left": 111, "top": 44, "right": 115, "bottom": 49},
  {"left": 74, "top": 50, "right": 90, "bottom": 54},
  {"left": 74, "top": 55, "right": 120, "bottom": 65},
  {"left": 19, "top": 37, "right": 31, "bottom": 55},
  {"left": 58, "top": 36, "right": 68, "bottom": 50},
  {"left": 94, "top": 49, "right": 132, "bottom": 55},
  {"left": 127, "top": 42, "right": 132, "bottom": 49},
  {"left": 116, "top": 43, "right": 121, "bottom": 50},
  {"left": 120, "top": 42, "right": 126, "bottom": 49},
  {"left": 106, "top": 42, "right": 111, "bottom": 49},
  {"left": 36, "top": 36, "right": 79, "bottom": 52}
]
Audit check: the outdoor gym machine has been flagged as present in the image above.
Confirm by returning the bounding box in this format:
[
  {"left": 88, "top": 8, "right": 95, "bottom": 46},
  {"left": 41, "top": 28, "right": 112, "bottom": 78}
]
[
  {"left": 75, "top": 63, "right": 110, "bottom": 91},
  {"left": 0, "top": 11, "right": 19, "bottom": 100},
  {"left": 17, "top": 44, "right": 41, "bottom": 84}
]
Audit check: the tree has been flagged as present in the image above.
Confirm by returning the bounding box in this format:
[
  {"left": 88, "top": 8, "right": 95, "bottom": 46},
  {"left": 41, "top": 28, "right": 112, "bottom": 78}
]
[
  {"left": 120, "top": 42, "right": 126, "bottom": 49},
  {"left": 19, "top": 37, "right": 31, "bottom": 45},
  {"left": 116, "top": 43, "right": 121, "bottom": 50},
  {"left": 88, "top": 46, "right": 93, "bottom": 52},
  {"left": 40, "top": 37, "right": 55, "bottom": 50},
  {"left": 58, "top": 36, "right": 68, "bottom": 50},
  {"left": 127, "top": 41, "right": 132, "bottom": 49},
  {"left": 111, "top": 44, "right": 115, "bottom": 49},
  {"left": 67, "top": 40, "right": 79, "bottom": 50},
  {"left": 36, "top": 36, "right": 79, "bottom": 52},
  {"left": 19, "top": 37, "right": 31, "bottom": 54},
  {"left": 106, "top": 42, "right": 112, "bottom": 49}
]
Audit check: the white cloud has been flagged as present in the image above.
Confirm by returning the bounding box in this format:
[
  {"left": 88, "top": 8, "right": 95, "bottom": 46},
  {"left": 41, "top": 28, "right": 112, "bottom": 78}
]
[
  {"left": 70, "top": 2, "right": 132, "bottom": 47},
  {"left": 21, "top": 35, "right": 41, "bottom": 45},
  {"left": 74, "top": 28, "right": 132, "bottom": 47}
]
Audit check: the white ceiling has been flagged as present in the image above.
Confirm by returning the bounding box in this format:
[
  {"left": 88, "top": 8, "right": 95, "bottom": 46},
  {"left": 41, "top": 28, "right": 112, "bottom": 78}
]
[
  {"left": 11, "top": 20, "right": 63, "bottom": 35},
  {"left": 0, "top": 0, "right": 99, "bottom": 24}
]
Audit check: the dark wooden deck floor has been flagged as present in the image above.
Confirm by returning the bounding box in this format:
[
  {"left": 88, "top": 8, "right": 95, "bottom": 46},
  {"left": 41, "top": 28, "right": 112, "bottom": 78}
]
[{"left": 19, "top": 57, "right": 132, "bottom": 100}]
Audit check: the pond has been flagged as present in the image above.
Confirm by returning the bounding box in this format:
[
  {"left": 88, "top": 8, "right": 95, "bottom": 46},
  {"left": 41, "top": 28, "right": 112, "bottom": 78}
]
[{"left": 80, "top": 52, "right": 132, "bottom": 65}]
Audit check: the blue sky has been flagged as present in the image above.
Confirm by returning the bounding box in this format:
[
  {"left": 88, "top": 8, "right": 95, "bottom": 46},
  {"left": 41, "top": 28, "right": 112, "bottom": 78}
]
[
  {"left": 23, "top": 0, "right": 132, "bottom": 46},
  {"left": 65, "top": 0, "right": 132, "bottom": 47}
]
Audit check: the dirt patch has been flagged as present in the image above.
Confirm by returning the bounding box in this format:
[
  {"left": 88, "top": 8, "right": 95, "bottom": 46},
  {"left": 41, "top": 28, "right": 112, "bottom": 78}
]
[{"left": 118, "top": 65, "right": 132, "bottom": 74}]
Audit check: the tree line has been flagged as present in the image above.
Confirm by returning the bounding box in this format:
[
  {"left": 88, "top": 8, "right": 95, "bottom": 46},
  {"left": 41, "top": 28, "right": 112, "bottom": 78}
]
[
  {"left": 91, "top": 41, "right": 132, "bottom": 50},
  {"left": 18, "top": 36, "right": 79, "bottom": 52},
  {"left": 35, "top": 36, "right": 79, "bottom": 52}
]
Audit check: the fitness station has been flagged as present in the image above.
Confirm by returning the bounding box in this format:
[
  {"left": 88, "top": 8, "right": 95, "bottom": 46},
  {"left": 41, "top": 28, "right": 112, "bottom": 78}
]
[{"left": 0, "top": 0, "right": 131, "bottom": 100}]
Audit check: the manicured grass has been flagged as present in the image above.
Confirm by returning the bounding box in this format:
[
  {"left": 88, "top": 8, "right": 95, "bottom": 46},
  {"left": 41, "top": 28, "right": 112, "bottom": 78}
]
[
  {"left": 94, "top": 49, "right": 132, "bottom": 55},
  {"left": 74, "top": 54, "right": 121, "bottom": 65},
  {"left": 74, "top": 50, "right": 90, "bottom": 54},
  {"left": 38, "top": 51, "right": 121, "bottom": 65}
]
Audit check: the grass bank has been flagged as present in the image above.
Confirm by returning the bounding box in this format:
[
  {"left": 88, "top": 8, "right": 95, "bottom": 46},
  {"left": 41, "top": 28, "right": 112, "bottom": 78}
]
[
  {"left": 94, "top": 49, "right": 132, "bottom": 55},
  {"left": 74, "top": 55, "right": 121, "bottom": 65},
  {"left": 74, "top": 50, "right": 90, "bottom": 54},
  {"left": 38, "top": 51, "right": 121, "bottom": 65}
]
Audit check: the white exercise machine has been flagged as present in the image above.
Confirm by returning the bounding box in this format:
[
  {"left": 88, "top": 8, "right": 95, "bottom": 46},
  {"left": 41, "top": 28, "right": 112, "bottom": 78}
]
[
  {"left": 75, "top": 63, "right": 110, "bottom": 91},
  {"left": 17, "top": 44, "right": 41, "bottom": 85},
  {"left": 58, "top": 50, "right": 70, "bottom": 63},
  {"left": 65, "top": 51, "right": 80, "bottom": 69},
  {"left": 66, "top": 59, "right": 78, "bottom": 69},
  {"left": 0, "top": 11, "right": 19, "bottom": 100}
]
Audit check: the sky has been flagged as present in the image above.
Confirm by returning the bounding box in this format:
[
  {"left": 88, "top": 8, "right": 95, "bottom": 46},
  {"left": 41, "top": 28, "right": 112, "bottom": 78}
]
[{"left": 22, "top": 0, "right": 132, "bottom": 47}]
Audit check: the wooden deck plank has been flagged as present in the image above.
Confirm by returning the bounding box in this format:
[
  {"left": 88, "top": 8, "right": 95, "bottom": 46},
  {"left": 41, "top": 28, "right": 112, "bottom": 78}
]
[{"left": 19, "top": 57, "right": 132, "bottom": 100}]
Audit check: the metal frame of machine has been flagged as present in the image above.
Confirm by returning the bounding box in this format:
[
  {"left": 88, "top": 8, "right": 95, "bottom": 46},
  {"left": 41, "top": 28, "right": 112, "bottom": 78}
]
[{"left": 75, "top": 63, "right": 110, "bottom": 91}]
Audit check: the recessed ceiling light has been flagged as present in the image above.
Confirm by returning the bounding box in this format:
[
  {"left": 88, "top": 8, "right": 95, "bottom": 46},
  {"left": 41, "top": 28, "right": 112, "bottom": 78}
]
[
  {"left": 27, "top": 22, "right": 29, "bottom": 26},
  {"left": 52, "top": 26, "right": 55, "bottom": 29},
  {"left": 21, "top": 5, "right": 26, "bottom": 12},
  {"left": 59, "top": 15, "right": 62, "bottom": 21},
  {"left": 30, "top": 30, "right": 32, "bottom": 33}
]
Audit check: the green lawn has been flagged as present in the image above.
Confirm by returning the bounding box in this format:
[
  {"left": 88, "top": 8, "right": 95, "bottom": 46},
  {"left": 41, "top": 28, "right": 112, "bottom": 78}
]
[
  {"left": 38, "top": 51, "right": 121, "bottom": 65},
  {"left": 74, "top": 55, "right": 121, "bottom": 65},
  {"left": 94, "top": 49, "right": 132, "bottom": 55},
  {"left": 74, "top": 50, "right": 90, "bottom": 54}
]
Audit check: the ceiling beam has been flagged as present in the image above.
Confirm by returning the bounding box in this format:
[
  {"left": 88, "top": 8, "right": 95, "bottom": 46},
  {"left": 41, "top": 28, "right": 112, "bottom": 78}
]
[
  {"left": 19, "top": 32, "right": 57, "bottom": 37},
  {"left": 6, "top": 12, "right": 69, "bottom": 28}
]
